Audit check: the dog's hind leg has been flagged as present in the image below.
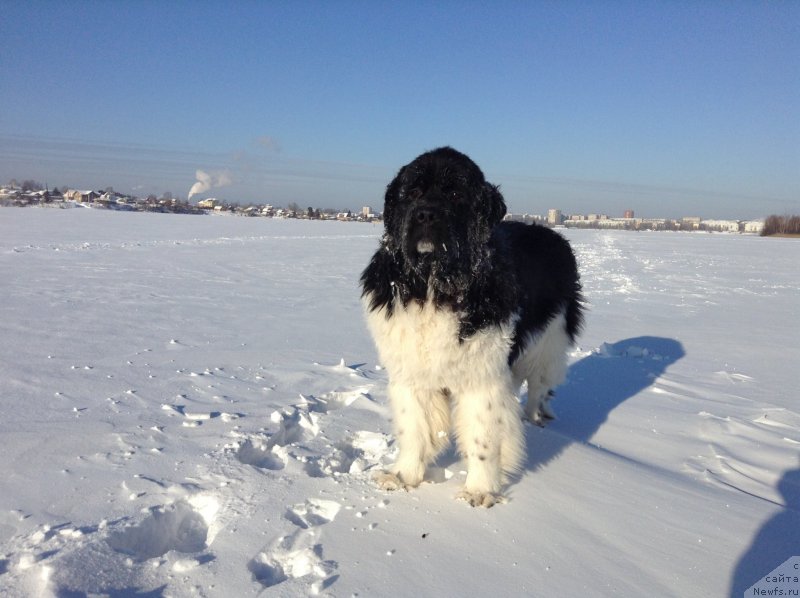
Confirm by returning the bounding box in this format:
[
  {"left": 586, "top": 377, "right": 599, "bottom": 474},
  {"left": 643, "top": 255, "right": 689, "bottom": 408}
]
[
  {"left": 375, "top": 383, "right": 450, "bottom": 491},
  {"left": 515, "top": 313, "right": 571, "bottom": 425},
  {"left": 525, "top": 382, "right": 559, "bottom": 426}
]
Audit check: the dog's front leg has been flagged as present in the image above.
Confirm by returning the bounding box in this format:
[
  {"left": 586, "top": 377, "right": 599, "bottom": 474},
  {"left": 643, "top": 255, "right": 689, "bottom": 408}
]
[
  {"left": 453, "top": 385, "right": 523, "bottom": 507},
  {"left": 375, "top": 383, "right": 450, "bottom": 491}
]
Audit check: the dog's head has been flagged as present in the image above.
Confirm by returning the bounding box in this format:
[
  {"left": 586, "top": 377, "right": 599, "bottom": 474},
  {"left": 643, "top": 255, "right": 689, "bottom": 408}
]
[{"left": 382, "top": 147, "right": 506, "bottom": 279}]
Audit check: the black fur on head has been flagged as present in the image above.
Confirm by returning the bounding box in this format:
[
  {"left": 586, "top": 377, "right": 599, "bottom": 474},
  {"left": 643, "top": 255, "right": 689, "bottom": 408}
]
[{"left": 365, "top": 147, "right": 506, "bottom": 310}]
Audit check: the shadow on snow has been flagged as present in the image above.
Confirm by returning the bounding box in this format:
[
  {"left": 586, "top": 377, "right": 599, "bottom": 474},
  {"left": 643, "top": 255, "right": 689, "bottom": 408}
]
[
  {"left": 519, "top": 335, "right": 800, "bottom": 598},
  {"left": 524, "top": 335, "right": 685, "bottom": 469},
  {"left": 729, "top": 466, "right": 800, "bottom": 596}
]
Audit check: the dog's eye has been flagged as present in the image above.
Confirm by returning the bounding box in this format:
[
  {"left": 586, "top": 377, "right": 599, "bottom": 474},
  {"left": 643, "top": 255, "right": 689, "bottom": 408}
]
[{"left": 449, "top": 190, "right": 462, "bottom": 201}]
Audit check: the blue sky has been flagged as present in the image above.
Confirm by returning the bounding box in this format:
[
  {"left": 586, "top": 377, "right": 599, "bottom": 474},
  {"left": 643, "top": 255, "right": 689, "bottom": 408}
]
[{"left": 1, "top": 1, "right": 797, "bottom": 218}]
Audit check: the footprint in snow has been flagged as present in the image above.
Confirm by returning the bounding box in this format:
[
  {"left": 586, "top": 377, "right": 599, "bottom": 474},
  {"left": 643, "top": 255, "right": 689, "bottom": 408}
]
[
  {"left": 248, "top": 527, "right": 338, "bottom": 592},
  {"left": 232, "top": 405, "right": 322, "bottom": 475},
  {"left": 249, "top": 498, "right": 341, "bottom": 591},
  {"left": 285, "top": 498, "right": 342, "bottom": 529},
  {"left": 303, "top": 430, "right": 393, "bottom": 478},
  {"left": 107, "top": 496, "right": 219, "bottom": 561},
  {"left": 236, "top": 438, "right": 288, "bottom": 471}
]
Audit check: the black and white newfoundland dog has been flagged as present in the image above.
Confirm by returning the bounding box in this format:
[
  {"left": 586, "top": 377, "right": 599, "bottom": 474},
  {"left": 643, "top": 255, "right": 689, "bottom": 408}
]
[{"left": 361, "top": 147, "right": 583, "bottom": 507}]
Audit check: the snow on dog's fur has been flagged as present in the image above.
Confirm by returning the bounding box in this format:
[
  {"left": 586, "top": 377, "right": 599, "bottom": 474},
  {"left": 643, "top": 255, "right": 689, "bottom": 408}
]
[{"left": 361, "top": 147, "right": 583, "bottom": 507}]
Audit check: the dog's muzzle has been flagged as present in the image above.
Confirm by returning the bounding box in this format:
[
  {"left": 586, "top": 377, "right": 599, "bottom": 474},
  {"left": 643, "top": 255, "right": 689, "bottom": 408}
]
[
  {"left": 407, "top": 205, "right": 443, "bottom": 257},
  {"left": 416, "top": 240, "right": 435, "bottom": 253},
  {"left": 414, "top": 207, "right": 437, "bottom": 252}
]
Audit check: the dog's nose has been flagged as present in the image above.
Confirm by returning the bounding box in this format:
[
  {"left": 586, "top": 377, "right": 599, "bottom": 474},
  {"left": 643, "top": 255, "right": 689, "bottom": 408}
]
[{"left": 414, "top": 207, "right": 437, "bottom": 225}]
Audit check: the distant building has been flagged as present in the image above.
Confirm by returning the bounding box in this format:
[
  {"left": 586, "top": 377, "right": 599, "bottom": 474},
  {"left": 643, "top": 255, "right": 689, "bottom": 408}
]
[
  {"left": 639, "top": 218, "right": 669, "bottom": 231},
  {"left": 597, "top": 219, "right": 629, "bottom": 229},
  {"left": 197, "top": 198, "right": 219, "bottom": 210},
  {"left": 64, "top": 189, "right": 99, "bottom": 203},
  {"left": 503, "top": 214, "right": 544, "bottom": 224},
  {"left": 682, "top": 217, "right": 702, "bottom": 230},
  {"left": 359, "top": 206, "right": 379, "bottom": 220},
  {"left": 547, "top": 209, "right": 563, "bottom": 225},
  {"left": 624, "top": 209, "right": 635, "bottom": 219},
  {"left": 702, "top": 219, "right": 741, "bottom": 233},
  {"left": 744, "top": 220, "right": 764, "bottom": 234},
  {"left": 504, "top": 213, "right": 543, "bottom": 224}
]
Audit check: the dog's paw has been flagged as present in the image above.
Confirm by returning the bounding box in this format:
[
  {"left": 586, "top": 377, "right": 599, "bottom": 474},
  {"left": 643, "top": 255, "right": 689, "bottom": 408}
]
[
  {"left": 541, "top": 392, "right": 557, "bottom": 420},
  {"left": 525, "top": 411, "right": 549, "bottom": 427},
  {"left": 374, "top": 471, "right": 406, "bottom": 491},
  {"left": 524, "top": 405, "right": 556, "bottom": 427},
  {"left": 456, "top": 489, "right": 506, "bottom": 508},
  {"left": 524, "top": 390, "right": 557, "bottom": 426}
]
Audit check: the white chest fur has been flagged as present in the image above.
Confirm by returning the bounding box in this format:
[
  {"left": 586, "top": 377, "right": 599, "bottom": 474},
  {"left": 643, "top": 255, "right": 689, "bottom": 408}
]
[{"left": 363, "top": 294, "right": 516, "bottom": 393}]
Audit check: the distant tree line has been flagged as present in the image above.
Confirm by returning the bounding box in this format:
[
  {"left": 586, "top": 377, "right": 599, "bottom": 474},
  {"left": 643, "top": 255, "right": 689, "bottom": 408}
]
[
  {"left": 761, "top": 214, "right": 800, "bottom": 236},
  {"left": 6, "top": 179, "right": 46, "bottom": 192}
]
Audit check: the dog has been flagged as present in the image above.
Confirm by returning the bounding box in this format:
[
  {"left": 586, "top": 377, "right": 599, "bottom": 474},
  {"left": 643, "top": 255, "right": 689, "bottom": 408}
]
[{"left": 361, "top": 147, "right": 583, "bottom": 507}]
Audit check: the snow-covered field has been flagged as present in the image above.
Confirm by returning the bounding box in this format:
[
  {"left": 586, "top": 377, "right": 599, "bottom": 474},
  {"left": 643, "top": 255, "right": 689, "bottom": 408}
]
[{"left": 0, "top": 208, "right": 797, "bottom": 597}]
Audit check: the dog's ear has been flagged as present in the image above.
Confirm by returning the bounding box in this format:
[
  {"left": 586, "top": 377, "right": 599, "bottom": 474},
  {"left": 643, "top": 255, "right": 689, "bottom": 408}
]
[
  {"left": 382, "top": 166, "right": 404, "bottom": 225},
  {"left": 381, "top": 166, "right": 409, "bottom": 252},
  {"left": 483, "top": 182, "right": 506, "bottom": 226}
]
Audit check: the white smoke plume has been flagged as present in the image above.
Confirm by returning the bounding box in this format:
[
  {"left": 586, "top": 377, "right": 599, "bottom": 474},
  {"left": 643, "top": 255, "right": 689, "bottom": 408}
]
[{"left": 187, "top": 169, "right": 233, "bottom": 201}]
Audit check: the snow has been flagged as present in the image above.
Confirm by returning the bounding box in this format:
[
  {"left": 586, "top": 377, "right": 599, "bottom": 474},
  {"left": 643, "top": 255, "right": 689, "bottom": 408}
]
[{"left": 0, "top": 208, "right": 798, "bottom": 597}]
